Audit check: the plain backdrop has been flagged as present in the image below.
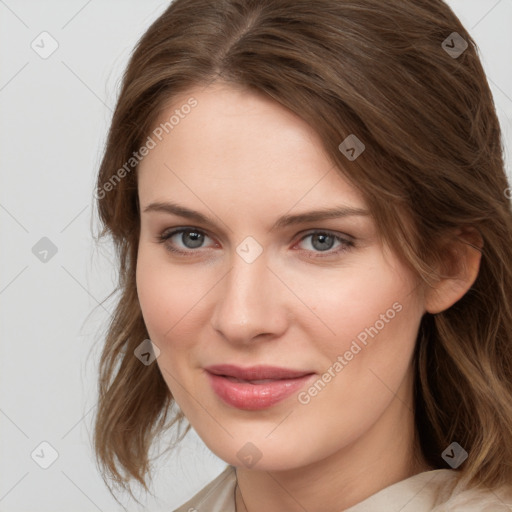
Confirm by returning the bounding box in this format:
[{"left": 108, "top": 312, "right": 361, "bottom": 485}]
[{"left": 1, "top": 1, "right": 511, "bottom": 510}]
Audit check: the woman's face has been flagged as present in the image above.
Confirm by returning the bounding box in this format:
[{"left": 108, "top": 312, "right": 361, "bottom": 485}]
[{"left": 136, "top": 81, "right": 427, "bottom": 471}]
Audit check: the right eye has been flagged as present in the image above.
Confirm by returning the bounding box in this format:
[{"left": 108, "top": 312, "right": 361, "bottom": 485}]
[{"left": 157, "top": 227, "right": 217, "bottom": 255}]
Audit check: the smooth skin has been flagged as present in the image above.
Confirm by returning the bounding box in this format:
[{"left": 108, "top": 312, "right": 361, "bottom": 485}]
[{"left": 136, "top": 81, "right": 482, "bottom": 512}]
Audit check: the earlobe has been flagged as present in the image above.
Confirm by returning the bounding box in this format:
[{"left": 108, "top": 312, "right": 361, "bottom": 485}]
[{"left": 424, "top": 227, "right": 483, "bottom": 315}]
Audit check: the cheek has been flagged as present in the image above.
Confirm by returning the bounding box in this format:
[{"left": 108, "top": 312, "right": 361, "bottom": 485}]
[
  {"left": 136, "top": 247, "right": 187, "bottom": 343},
  {"left": 305, "top": 267, "right": 423, "bottom": 384},
  {"left": 135, "top": 250, "right": 200, "bottom": 403},
  {"left": 293, "top": 271, "right": 422, "bottom": 442},
  {"left": 136, "top": 253, "right": 167, "bottom": 338},
  {"left": 135, "top": 245, "right": 214, "bottom": 355}
]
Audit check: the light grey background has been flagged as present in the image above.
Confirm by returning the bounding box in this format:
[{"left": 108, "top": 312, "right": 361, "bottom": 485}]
[{"left": 1, "top": 1, "right": 511, "bottom": 511}]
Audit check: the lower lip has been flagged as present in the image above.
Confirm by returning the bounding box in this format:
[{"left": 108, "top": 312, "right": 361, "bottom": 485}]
[{"left": 206, "top": 372, "right": 315, "bottom": 410}]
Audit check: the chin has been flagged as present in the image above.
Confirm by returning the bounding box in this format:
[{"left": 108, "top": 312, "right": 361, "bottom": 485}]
[{"left": 196, "top": 427, "right": 326, "bottom": 472}]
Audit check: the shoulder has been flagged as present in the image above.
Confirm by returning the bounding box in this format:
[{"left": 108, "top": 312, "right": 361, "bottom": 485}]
[
  {"left": 345, "top": 468, "right": 512, "bottom": 511},
  {"left": 172, "top": 465, "right": 237, "bottom": 512},
  {"left": 171, "top": 465, "right": 512, "bottom": 511},
  {"left": 432, "top": 474, "right": 512, "bottom": 512}
]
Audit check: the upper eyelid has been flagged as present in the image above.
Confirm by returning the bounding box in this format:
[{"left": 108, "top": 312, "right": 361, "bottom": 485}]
[{"left": 161, "top": 226, "right": 214, "bottom": 241}]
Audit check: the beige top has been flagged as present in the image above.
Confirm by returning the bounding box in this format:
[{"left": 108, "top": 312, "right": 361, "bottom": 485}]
[{"left": 173, "top": 465, "right": 512, "bottom": 511}]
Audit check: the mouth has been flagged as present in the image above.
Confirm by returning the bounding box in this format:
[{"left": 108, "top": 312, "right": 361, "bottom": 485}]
[{"left": 204, "top": 364, "right": 316, "bottom": 410}]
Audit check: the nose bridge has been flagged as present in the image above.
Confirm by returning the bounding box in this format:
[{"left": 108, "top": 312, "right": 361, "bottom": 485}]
[{"left": 211, "top": 247, "right": 286, "bottom": 342}]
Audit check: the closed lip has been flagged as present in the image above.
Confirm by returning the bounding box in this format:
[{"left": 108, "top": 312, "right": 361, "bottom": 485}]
[{"left": 204, "top": 364, "right": 314, "bottom": 381}]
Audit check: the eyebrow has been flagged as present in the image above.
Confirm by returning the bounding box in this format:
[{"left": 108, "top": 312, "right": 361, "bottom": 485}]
[{"left": 143, "top": 201, "right": 370, "bottom": 232}]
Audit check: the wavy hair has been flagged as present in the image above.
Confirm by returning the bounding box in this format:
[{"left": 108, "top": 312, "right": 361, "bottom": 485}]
[{"left": 93, "top": 0, "right": 512, "bottom": 501}]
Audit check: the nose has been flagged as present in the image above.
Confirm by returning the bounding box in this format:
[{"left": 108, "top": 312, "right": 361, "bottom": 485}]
[{"left": 209, "top": 248, "right": 289, "bottom": 345}]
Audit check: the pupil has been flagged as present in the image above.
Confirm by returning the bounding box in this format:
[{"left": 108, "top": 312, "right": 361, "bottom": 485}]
[{"left": 313, "top": 234, "right": 333, "bottom": 251}]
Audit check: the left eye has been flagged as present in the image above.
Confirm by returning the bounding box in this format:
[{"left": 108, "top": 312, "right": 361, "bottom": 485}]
[
  {"left": 294, "top": 230, "right": 355, "bottom": 258},
  {"left": 297, "top": 232, "right": 344, "bottom": 252}
]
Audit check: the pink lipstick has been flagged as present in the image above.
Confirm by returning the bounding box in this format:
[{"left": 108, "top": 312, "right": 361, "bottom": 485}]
[{"left": 204, "top": 364, "right": 315, "bottom": 410}]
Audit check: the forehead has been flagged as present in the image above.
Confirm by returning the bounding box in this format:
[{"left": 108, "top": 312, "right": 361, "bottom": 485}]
[{"left": 138, "top": 82, "right": 367, "bottom": 213}]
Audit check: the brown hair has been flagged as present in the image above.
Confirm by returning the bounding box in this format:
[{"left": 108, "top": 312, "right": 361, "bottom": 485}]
[{"left": 93, "top": 0, "right": 512, "bottom": 502}]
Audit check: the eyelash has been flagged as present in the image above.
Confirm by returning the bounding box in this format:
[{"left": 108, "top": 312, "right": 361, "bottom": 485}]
[{"left": 156, "top": 227, "right": 355, "bottom": 259}]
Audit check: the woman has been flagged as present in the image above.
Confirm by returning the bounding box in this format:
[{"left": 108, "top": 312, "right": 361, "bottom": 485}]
[{"left": 93, "top": 0, "right": 512, "bottom": 510}]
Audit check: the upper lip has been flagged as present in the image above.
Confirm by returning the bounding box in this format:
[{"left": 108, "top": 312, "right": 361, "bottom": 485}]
[{"left": 205, "top": 364, "right": 314, "bottom": 380}]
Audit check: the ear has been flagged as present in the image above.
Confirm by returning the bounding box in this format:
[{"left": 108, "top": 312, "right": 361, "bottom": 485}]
[{"left": 424, "top": 227, "right": 483, "bottom": 315}]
